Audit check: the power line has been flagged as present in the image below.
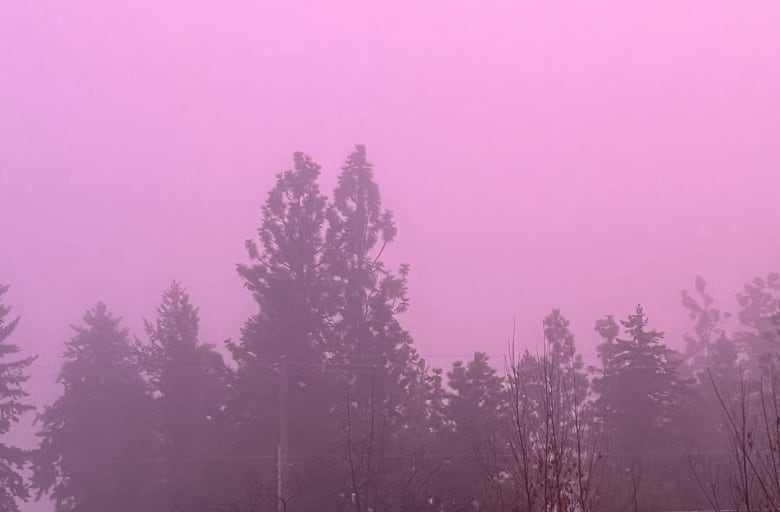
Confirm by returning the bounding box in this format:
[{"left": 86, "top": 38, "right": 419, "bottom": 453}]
[{"left": 40, "top": 449, "right": 743, "bottom": 464}]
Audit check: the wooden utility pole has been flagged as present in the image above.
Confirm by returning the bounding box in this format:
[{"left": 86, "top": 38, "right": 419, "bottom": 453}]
[{"left": 277, "top": 356, "right": 289, "bottom": 512}]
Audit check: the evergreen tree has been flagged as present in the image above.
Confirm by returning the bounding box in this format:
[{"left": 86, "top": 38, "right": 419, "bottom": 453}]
[
  {"left": 236, "top": 151, "right": 329, "bottom": 362},
  {"left": 323, "top": 144, "right": 437, "bottom": 510},
  {"left": 446, "top": 352, "right": 504, "bottom": 438},
  {"left": 323, "top": 145, "right": 406, "bottom": 366},
  {"left": 0, "top": 284, "right": 35, "bottom": 512},
  {"left": 229, "top": 151, "right": 340, "bottom": 510},
  {"left": 440, "top": 352, "right": 505, "bottom": 511},
  {"left": 595, "top": 306, "right": 687, "bottom": 442},
  {"left": 32, "top": 303, "right": 156, "bottom": 512},
  {"left": 138, "top": 282, "right": 229, "bottom": 511},
  {"left": 592, "top": 305, "right": 691, "bottom": 512}
]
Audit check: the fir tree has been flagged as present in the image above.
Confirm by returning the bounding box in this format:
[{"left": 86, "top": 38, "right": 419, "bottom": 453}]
[
  {"left": 139, "top": 282, "right": 229, "bottom": 511},
  {"left": 592, "top": 305, "right": 691, "bottom": 512},
  {"left": 440, "top": 352, "right": 505, "bottom": 511},
  {"left": 32, "top": 303, "right": 156, "bottom": 512},
  {"left": 0, "top": 284, "right": 35, "bottom": 512},
  {"left": 596, "top": 306, "right": 687, "bottom": 437}
]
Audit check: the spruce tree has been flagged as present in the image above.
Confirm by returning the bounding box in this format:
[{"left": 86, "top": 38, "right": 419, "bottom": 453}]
[
  {"left": 0, "top": 284, "right": 35, "bottom": 512},
  {"left": 32, "top": 303, "right": 156, "bottom": 512},
  {"left": 595, "top": 306, "right": 686, "bottom": 440},
  {"left": 139, "top": 282, "right": 229, "bottom": 511},
  {"left": 441, "top": 352, "right": 505, "bottom": 511},
  {"left": 592, "top": 305, "right": 690, "bottom": 512}
]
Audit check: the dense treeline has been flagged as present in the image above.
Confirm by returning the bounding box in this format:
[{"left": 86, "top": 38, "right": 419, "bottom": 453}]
[{"left": 2, "top": 145, "right": 780, "bottom": 512}]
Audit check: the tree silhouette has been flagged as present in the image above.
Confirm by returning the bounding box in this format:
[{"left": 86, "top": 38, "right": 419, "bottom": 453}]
[
  {"left": 33, "top": 304, "right": 156, "bottom": 512},
  {"left": 0, "top": 284, "right": 35, "bottom": 512}
]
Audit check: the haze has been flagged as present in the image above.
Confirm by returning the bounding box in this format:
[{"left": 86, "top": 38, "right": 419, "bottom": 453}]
[{"left": 1, "top": 3, "right": 779, "bottom": 511}]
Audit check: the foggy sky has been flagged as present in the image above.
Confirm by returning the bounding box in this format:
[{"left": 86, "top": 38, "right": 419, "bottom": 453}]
[{"left": 1, "top": 5, "right": 780, "bottom": 500}]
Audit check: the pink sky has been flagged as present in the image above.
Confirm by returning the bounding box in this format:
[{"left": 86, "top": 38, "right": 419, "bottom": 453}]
[{"left": 1, "top": 4, "right": 780, "bottom": 506}]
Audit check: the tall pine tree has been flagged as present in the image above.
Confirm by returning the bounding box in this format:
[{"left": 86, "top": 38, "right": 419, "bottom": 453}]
[
  {"left": 323, "top": 145, "right": 437, "bottom": 511},
  {"left": 229, "top": 151, "right": 340, "bottom": 510},
  {"left": 236, "top": 151, "right": 329, "bottom": 362},
  {"left": 0, "top": 284, "right": 35, "bottom": 512}
]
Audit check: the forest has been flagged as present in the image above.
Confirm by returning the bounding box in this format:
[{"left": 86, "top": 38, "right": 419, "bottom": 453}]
[{"left": 2, "top": 145, "right": 780, "bottom": 512}]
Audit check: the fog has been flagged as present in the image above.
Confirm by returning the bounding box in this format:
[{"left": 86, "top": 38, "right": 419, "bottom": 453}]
[{"left": 1, "top": 2, "right": 779, "bottom": 512}]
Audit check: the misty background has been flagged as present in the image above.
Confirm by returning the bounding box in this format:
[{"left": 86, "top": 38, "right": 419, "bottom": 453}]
[{"left": 1, "top": 2, "right": 780, "bottom": 512}]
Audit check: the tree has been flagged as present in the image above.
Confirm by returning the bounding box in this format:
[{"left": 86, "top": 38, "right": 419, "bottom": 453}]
[
  {"left": 323, "top": 145, "right": 438, "bottom": 511},
  {"left": 229, "top": 151, "right": 341, "bottom": 511},
  {"left": 679, "top": 276, "right": 738, "bottom": 411},
  {"left": 539, "top": 310, "right": 594, "bottom": 512},
  {"left": 679, "top": 277, "right": 739, "bottom": 511},
  {"left": 236, "top": 151, "right": 329, "bottom": 363},
  {"left": 439, "top": 352, "right": 505, "bottom": 511},
  {"left": 0, "top": 284, "right": 35, "bottom": 512},
  {"left": 32, "top": 303, "right": 157, "bottom": 512},
  {"left": 227, "top": 146, "right": 439, "bottom": 510},
  {"left": 681, "top": 276, "right": 737, "bottom": 391},
  {"left": 735, "top": 272, "right": 780, "bottom": 373},
  {"left": 592, "top": 305, "right": 691, "bottom": 512},
  {"left": 687, "top": 273, "right": 780, "bottom": 512},
  {"left": 138, "top": 282, "right": 230, "bottom": 511},
  {"left": 446, "top": 352, "right": 503, "bottom": 441},
  {"left": 502, "top": 311, "right": 599, "bottom": 512},
  {"left": 322, "top": 144, "right": 406, "bottom": 371},
  {"left": 593, "top": 314, "right": 619, "bottom": 377},
  {"left": 682, "top": 276, "right": 729, "bottom": 372}
]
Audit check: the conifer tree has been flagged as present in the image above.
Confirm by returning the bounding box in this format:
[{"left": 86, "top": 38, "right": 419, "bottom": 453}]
[
  {"left": 0, "top": 284, "right": 35, "bottom": 512},
  {"left": 323, "top": 145, "right": 438, "bottom": 510},
  {"left": 595, "top": 306, "right": 687, "bottom": 441},
  {"left": 440, "top": 352, "right": 505, "bottom": 511},
  {"left": 139, "top": 282, "right": 229, "bottom": 511},
  {"left": 592, "top": 305, "right": 690, "bottom": 512},
  {"left": 32, "top": 303, "right": 156, "bottom": 512},
  {"left": 236, "top": 151, "right": 329, "bottom": 362},
  {"left": 229, "top": 152, "right": 339, "bottom": 510}
]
